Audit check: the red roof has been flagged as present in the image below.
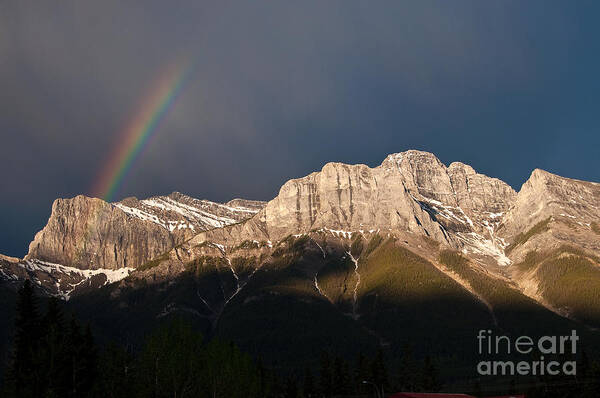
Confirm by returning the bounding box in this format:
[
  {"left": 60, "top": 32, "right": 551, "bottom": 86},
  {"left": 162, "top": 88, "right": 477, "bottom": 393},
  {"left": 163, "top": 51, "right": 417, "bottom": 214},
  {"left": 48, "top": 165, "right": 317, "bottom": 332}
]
[
  {"left": 484, "top": 396, "right": 525, "bottom": 398},
  {"left": 389, "top": 394, "right": 476, "bottom": 398}
]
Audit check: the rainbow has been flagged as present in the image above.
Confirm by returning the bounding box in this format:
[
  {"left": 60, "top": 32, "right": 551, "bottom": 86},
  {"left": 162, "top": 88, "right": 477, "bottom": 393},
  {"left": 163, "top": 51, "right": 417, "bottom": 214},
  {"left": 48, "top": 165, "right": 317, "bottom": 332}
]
[{"left": 92, "top": 58, "right": 193, "bottom": 202}]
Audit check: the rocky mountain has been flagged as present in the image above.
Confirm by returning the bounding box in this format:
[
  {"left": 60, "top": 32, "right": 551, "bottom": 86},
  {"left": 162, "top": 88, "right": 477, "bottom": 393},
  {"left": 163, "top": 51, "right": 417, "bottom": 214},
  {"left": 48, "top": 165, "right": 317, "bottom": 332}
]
[
  {"left": 194, "top": 150, "right": 516, "bottom": 266},
  {"left": 2, "top": 149, "right": 600, "bottom": 378},
  {"left": 497, "top": 168, "right": 600, "bottom": 325},
  {"left": 500, "top": 168, "right": 600, "bottom": 258},
  {"left": 1, "top": 193, "right": 265, "bottom": 298}
]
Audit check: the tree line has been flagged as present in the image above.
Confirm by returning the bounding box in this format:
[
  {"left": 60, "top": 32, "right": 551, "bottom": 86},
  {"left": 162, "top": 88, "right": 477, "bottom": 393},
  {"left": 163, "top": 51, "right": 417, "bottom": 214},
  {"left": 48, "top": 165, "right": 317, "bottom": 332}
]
[
  {"left": 1, "top": 280, "right": 267, "bottom": 397},
  {"left": 290, "top": 347, "right": 441, "bottom": 397},
  {"left": 0, "top": 280, "right": 443, "bottom": 397},
  {"left": 10, "top": 279, "right": 600, "bottom": 397}
]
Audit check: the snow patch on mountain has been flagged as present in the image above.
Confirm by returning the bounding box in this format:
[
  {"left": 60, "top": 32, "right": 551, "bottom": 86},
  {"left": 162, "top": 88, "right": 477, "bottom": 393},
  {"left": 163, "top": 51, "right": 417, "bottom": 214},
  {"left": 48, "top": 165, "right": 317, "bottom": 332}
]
[
  {"left": 23, "top": 260, "right": 133, "bottom": 284},
  {"left": 113, "top": 193, "right": 265, "bottom": 234},
  {"left": 458, "top": 232, "right": 511, "bottom": 266},
  {"left": 19, "top": 259, "right": 134, "bottom": 300}
]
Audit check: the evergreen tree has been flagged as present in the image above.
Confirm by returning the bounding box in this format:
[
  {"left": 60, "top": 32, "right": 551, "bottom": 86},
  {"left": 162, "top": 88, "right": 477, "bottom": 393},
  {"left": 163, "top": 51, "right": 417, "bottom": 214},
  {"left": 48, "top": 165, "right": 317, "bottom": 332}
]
[
  {"left": 137, "top": 318, "right": 206, "bottom": 397},
  {"left": 332, "top": 356, "right": 350, "bottom": 395},
  {"left": 397, "top": 344, "right": 417, "bottom": 391},
  {"left": 39, "top": 297, "right": 66, "bottom": 397},
  {"left": 370, "top": 348, "right": 388, "bottom": 394},
  {"left": 80, "top": 325, "right": 98, "bottom": 394},
  {"left": 284, "top": 376, "right": 298, "bottom": 398},
  {"left": 420, "top": 355, "right": 441, "bottom": 392},
  {"left": 256, "top": 357, "right": 269, "bottom": 398},
  {"left": 269, "top": 370, "right": 283, "bottom": 398},
  {"left": 302, "top": 368, "right": 315, "bottom": 398},
  {"left": 579, "top": 349, "right": 591, "bottom": 385},
  {"left": 92, "top": 343, "right": 134, "bottom": 398},
  {"left": 318, "top": 351, "right": 332, "bottom": 398},
  {"left": 65, "top": 317, "right": 84, "bottom": 396},
  {"left": 200, "top": 337, "right": 261, "bottom": 398},
  {"left": 471, "top": 379, "right": 482, "bottom": 398},
  {"left": 354, "top": 352, "right": 369, "bottom": 395},
  {"left": 341, "top": 359, "right": 351, "bottom": 395},
  {"left": 8, "top": 280, "right": 43, "bottom": 397},
  {"left": 580, "top": 360, "right": 600, "bottom": 398}
]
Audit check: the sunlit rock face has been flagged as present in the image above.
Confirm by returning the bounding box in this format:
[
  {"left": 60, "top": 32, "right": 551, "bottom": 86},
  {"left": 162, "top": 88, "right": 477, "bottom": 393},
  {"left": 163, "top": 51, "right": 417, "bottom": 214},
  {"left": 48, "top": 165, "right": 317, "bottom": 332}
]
[{"left": 25, "top": 193, "right": 265, "bottom": 271}]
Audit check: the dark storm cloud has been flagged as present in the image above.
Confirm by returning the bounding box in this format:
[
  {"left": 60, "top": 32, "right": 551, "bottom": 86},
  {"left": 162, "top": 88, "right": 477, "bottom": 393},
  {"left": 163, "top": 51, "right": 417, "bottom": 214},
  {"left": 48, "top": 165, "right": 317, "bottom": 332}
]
[{"left": 2, "top": 1, "right": 600, "bottom": 256}]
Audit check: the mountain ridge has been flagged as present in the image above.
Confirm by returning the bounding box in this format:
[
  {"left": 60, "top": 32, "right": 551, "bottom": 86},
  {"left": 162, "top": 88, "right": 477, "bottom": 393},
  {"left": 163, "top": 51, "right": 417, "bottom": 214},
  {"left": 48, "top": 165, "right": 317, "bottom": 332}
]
[
  {"left": 2, "top": 149, "right": 600, "bottom": 331},
  {"left": 3, "top": 149, "right": 600, "bottom": 381}
]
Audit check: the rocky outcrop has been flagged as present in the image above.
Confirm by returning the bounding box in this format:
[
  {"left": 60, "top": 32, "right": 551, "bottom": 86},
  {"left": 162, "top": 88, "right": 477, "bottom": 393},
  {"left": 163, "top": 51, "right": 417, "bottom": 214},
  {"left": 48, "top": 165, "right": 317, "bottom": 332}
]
[
  {"left": 225, "top": 198, "right": 267, "bottom": 213},
  {"left": 188, "top": 151, "right": 518, "bottom": 268},
  {"left": 26, "top": 195, "right": 175, "bottom": 270},
  {"left": 501, "top": 169, "right": 600, "bottom": 236},
  {"left": 25, "top": 193, "right": 266, "bottom": 271},
  {"left": 258, "top": 151, "right": 515, "bottom": 240},
  {"left": 447, "top": 161, "right": 517, "bottom": 215},
  {"left": 10, "top": 149, "right": 600, "bottom": 304},
  {"left": 193, "top": 151, "right": 514, "bottom": 264},
  {"left": 498, "top": 169, "right": 600, "bottom": 261},
  {"left": 115, "top": 192, "right": 266, "bottom": 237},
  {"left": 262, "top": 160, "right": 444, "bottom": 240},
  {"left": 0, "top": 257, "right": 133, "bottom": 299}
]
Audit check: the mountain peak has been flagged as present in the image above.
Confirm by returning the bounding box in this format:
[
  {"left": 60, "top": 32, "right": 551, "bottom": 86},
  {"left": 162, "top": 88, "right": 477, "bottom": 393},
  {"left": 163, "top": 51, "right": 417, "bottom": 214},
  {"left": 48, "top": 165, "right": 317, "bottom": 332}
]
[
  {"left": 381, "top": 149, "right": 443, "bottom": 169},
  {"left": 448, "top": 161, "right": 477, "bottom": 175}
]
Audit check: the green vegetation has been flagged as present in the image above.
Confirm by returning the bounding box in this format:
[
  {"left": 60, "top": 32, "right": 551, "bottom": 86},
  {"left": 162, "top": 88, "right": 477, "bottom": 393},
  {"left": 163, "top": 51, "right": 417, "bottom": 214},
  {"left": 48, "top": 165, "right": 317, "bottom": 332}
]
[
  {"left": 231, "top": 255, "right": 258, "bottom": 269},
  {"left": 438, "top": 249, "right": 579, "bottom": 336},
  {"left": 517, "top": 245, "right": 600, "bottom": 273},
  {"left": 136, "top": 321, "right": 263, "bottom": 398},
  {"left": 422, "top": 235, "right": 441, "bottom": 249},
  {"left": 513, "top": 245, "right": 600, "bottom": 326},
  {"left": 4, "top": 280, "right": 596, "bottom": 397},
  {"left": 292, "top": 234, "right": 311, "bottom": 250},
  {"left": 216, "top": 249, "right": 379, "bottom": 372},
  {"left": 185, "top": 255, "right": 228, "bottom": 274},
  {"left": 349, "top": 235, "right": 364, "bottom": 258},
  {"left": 193, "top": 241, "right": 213, "bottom": 249},
  {"left": 318, "top": 255, "right": 355, "bottom": 306},
  {"left": 230, "top": 256, "right": 260, "bottom": 281},
  {"left": 233, "top": 240, "right": 261, "bottom": 251},
  {"left": 535, "top": 251, "right": 600, "bottom": 326},
  {"left": 555, "top": 244, "right": 600, "bottom": 263},
  {"left": 361, "top": 243, "right": 464, "bottom": 300},
  {"left": 2, "top": 281, "right": 268, "bottom": 398},
  {"left": 439, "top": 250, "right": 518, "bottom": 308},
  {"left": 362, "top": 233, "right": 384, "bottom": 258},
  {"left": 506, "top": 217, "right": 552, "bottom": 254},
  {"left": 136, "top": 252, "right": 170, "bottom": 271},
  {"left": 272, "top": 234, "right": 310, "bottom": 259},
  {"left": 3, "top": 282, "right": 97, "bottom": 397},
  {"left": 355, "top": 240, "right": 493, "bottom": 368},
  {"left": 515, "top": 250, "right": 545, "bottom": 272}
]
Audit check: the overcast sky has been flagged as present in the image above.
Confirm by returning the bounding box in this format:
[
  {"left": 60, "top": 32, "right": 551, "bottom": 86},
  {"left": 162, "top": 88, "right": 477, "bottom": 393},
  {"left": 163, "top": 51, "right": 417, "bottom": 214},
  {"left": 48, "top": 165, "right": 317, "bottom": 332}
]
[{"left": 1, "top": 1, "right": 599, "bottom": 257}]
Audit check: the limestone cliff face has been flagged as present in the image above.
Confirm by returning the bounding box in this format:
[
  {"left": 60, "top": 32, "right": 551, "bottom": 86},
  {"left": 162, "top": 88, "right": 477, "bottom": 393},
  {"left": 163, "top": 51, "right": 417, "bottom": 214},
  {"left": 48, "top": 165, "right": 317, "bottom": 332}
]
[
  {"left": 447, "top": 162, "right": 517, "bottom": 215},
  {"left": 190, "top": 151, "right": 519, "bottom": 271},
  {"left": 7, "top": 149, "right": 600, "bottom": 310},
  {"left": 115, "top": 192, "right": 265, "bottom": 237},
  {"left": 25, "top": 195, "right": 175, "bottom": 270},
  {"left": 260, "top": 150, "right": 516, "bottom": 244},
  {"left": 18, "top": 150, "right": 600, "bottom": 283},
  {"left": 498, "top": 169, "right": 600, "bottom": 261},
  {"left": 501, "top": 169, "right": 600, "bottom": 236},
  {"left": 21, "top": 151, "right": 522, "bottom": 275},
  {"left": 25, "top": 193, "right": 266, "bottom": 271},
  {"left": 262, "top": 160, "right": 442, "bottom": 240}
]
